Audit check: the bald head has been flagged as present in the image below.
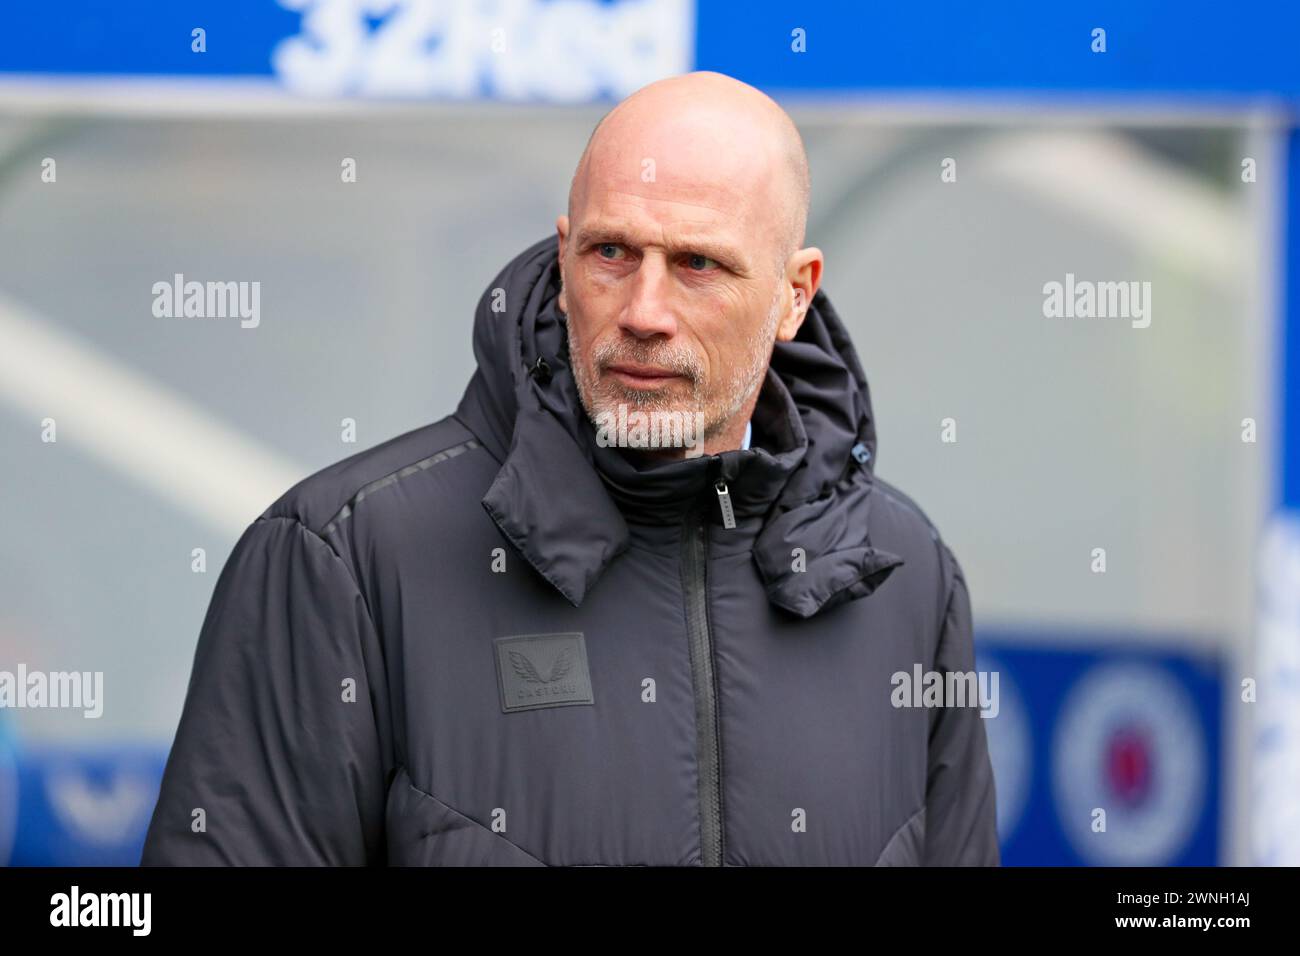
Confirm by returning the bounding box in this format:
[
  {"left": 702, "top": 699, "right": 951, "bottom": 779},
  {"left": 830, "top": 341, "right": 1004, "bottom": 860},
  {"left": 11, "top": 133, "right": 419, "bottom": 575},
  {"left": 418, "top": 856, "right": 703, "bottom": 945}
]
[
  {"left": 556, "top": 71, "right": 824, "bottom": 457},
  {"left": 568, "top": 71, "right": 811, "bottom": 273}
]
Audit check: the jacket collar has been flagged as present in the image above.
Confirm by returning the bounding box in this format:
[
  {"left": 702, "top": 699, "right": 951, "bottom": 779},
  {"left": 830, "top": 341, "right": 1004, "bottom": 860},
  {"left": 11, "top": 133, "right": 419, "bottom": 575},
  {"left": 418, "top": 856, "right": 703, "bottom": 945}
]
[{"left": 456, "top": 234, "right": 904, "bottom": 617}]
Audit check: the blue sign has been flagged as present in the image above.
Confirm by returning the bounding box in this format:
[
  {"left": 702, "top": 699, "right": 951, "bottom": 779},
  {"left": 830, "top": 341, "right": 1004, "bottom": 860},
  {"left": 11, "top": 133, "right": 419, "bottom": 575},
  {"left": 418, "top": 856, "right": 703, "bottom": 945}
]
[
  {"left": 6, "top": 745, "right": 166, "bottom": 867},
  {"left": 2, "top": 2, "right": 1298, "bottom": 103},
  {"left": 978, "top": 635, "right": 1222, "bottom": 865}
]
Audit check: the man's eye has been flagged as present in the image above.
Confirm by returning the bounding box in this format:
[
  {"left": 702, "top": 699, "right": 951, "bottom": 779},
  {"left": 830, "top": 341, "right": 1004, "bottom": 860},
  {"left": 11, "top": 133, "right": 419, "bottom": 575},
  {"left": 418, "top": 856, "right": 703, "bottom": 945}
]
[
  {"left": 597, "top": 243, "right": 624, "bottom": 259},
  {"left": 686, "top": 253, "right": 719, "bottom": 271}
]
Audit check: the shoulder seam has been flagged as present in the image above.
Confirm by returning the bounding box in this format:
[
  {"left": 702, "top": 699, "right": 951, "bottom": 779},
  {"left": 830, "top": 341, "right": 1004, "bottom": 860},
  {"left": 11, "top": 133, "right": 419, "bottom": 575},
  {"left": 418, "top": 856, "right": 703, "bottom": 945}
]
[
  {"left": 872, "top": 479, "right": 939, "bottom": 539},
  {"left": 252, "top": 514, "right": 371, "bottom": 617},
  {"left": 317, "top": 437, "right": 482, "bottom": 538}
]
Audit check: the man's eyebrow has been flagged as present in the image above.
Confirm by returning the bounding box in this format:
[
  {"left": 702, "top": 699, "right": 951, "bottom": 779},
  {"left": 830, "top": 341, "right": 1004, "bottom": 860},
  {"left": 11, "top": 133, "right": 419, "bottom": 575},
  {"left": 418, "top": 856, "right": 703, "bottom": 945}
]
[{"left": 572, "top": 225, "right": 748, "bottom": 270}]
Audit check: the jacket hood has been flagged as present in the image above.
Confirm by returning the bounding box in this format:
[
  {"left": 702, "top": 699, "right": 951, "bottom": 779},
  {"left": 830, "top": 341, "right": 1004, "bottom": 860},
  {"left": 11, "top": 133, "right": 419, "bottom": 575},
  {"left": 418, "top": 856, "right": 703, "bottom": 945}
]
[{"left": 455, "top": 234, "right": 903, "bottom": 617}]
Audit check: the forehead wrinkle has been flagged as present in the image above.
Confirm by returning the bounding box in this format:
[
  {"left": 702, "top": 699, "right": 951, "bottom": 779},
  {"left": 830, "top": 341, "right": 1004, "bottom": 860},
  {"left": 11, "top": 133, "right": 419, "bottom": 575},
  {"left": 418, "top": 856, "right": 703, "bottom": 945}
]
[
  {"left": 581, "top": 188, "right": 747, "bottom": 244},
  {"left": 582, "top": 120, "right": 771, "bottom": 202},
  {"left": 601, "top": 185, "right": 738, "bottom": 215}
]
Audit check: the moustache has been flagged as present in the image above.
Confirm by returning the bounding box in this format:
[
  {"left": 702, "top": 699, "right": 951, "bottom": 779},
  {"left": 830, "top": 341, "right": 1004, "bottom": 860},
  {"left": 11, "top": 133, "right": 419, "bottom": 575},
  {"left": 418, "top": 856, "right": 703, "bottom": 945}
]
[{"left": 592, "top": 339, "right": 702, "bottom": 381}]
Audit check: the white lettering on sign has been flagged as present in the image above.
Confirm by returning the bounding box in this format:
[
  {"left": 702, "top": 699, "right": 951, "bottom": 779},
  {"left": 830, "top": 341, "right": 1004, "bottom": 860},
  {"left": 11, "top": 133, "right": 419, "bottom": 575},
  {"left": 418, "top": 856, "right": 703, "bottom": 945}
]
[{"left": 274, "top": 0, "right": 694, "bottom": 100}]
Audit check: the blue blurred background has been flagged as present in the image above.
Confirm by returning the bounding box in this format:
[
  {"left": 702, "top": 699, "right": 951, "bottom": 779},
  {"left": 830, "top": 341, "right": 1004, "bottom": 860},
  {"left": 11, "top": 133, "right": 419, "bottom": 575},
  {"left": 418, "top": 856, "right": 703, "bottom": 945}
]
[{"left": 1, "top": 0, "right": 1299, "bottom": 865}]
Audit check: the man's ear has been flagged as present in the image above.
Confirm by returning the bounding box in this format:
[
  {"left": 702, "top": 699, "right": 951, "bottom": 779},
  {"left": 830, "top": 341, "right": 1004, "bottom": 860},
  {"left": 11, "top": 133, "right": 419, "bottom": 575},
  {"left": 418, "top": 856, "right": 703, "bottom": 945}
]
[
  {"left": 776, "top": 246, "right": 824, "bottom": 341},
  {"left": 556, "top": 214, "right": 570, "bottom": 313}
]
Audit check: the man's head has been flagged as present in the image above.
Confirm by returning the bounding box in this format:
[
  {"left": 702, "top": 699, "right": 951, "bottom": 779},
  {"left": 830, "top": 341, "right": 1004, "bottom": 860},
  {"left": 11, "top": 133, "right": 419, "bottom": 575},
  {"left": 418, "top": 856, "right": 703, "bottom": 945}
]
[{"left": 556, "top": 71, "right": 823, "bottom": 457}]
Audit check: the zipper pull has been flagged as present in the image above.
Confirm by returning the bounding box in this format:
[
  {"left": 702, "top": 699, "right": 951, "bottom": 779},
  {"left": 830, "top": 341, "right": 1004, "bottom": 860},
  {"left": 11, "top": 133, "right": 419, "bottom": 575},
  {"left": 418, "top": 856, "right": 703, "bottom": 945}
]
[{"left": 714, "top": 480, "right": 736, "bottom": 530}]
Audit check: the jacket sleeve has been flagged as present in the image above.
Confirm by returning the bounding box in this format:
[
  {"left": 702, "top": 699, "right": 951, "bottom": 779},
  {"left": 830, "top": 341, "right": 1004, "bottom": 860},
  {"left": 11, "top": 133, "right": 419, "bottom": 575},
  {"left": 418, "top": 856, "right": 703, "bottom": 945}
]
[
  {"left": 922, "top": 542, "right": 1000, "bottom": 865},
  {"left": 141, "top": 515, "right": 392, "bottom": 865}
]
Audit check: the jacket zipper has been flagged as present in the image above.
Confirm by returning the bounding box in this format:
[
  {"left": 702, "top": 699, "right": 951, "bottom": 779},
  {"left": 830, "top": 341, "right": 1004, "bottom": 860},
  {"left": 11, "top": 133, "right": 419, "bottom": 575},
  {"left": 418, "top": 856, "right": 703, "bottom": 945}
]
[
  {"left": 714, "top": 480, "right": 736, "bottom": 529},
  {"left": 682, "top": 475, "right": 726, "bottom": 866}
]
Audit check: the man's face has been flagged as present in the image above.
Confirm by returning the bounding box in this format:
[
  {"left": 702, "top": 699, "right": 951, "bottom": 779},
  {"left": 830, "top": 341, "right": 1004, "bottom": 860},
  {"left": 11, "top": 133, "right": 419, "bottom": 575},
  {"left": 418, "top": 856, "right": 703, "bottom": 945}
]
[{"left": 557, "top": 134, "right": 792, "bottom": 451}]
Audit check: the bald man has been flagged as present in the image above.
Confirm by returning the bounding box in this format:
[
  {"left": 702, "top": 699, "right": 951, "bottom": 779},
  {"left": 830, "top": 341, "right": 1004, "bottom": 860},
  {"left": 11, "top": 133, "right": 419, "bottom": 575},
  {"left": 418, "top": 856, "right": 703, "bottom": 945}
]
[
  {"left": 143, "top": 71, "right": 999, "bottom": 867},
  {"left": 559, "top": 72, "right": 819, "bottom": 458}
]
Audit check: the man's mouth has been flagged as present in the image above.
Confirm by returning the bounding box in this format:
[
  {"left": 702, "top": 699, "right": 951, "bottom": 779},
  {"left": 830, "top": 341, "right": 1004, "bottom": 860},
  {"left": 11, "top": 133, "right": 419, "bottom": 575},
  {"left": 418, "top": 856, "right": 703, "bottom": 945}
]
[{"left": 604, "top": 363, "right": 686, "bottom": 389}]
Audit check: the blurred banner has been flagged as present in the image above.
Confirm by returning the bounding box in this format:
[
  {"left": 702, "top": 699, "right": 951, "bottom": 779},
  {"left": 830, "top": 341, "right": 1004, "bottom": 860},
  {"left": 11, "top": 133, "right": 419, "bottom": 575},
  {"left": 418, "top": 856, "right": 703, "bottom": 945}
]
[{"left": 2, "top": 2, "right": 1299, "bottom": 102}]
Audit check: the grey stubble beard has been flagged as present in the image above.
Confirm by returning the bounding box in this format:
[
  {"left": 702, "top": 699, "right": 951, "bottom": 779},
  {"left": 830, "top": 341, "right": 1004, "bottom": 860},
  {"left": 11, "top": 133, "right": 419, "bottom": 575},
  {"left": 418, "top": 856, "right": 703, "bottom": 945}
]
[{"left": 564, "top": 279, "right": 783, "bottom": 447}]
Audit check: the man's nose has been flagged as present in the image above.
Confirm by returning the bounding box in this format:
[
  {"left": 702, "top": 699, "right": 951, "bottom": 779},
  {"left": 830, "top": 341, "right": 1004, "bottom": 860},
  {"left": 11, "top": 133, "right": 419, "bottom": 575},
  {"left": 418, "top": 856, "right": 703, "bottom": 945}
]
[{"left": 619, "top": 255, "right": 678, "bottom": 340}]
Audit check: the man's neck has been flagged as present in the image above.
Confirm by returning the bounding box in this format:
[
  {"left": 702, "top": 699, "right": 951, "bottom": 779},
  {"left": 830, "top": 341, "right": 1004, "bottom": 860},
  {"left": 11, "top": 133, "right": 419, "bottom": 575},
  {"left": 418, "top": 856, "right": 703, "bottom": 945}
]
[{"left": 697, "top": 414, "right": 751, "bottom": 456}]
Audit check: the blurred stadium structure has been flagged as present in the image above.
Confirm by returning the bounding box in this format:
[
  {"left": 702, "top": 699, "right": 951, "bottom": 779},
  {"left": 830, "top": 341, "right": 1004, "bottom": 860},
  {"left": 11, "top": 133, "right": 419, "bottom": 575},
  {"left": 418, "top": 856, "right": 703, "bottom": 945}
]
[{"left": 1, "top": 0, "right": 1298, "bottom": 865}]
